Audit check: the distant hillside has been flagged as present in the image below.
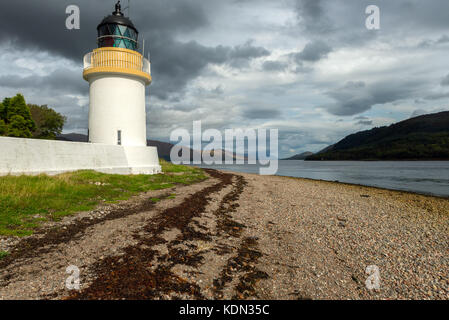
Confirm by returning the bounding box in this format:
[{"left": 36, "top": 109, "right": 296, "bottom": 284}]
[
  {"left": 147, "top": 139, "right": 174, "bottom": 161},
  {"left": 282, "top": 152, "right": 314, "bottom": 160},
  {"left": 306, "top": 111, "right": 449, "bottom": 160},
  {"left": 56, "top": 133, "right": 88, "bottom": 142}
]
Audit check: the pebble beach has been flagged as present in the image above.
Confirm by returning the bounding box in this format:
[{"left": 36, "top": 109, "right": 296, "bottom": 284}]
[{"left": 0, "top": 169, "right": 448, "bottom": 299}]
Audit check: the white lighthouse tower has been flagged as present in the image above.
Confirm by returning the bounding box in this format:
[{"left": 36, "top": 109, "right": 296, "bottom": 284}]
[{"left": 82, "top": 1, "right": 161, "bottom": 174}]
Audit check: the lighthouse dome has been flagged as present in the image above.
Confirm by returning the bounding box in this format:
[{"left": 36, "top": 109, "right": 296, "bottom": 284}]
[{"left": 97, "top": 1, "right": 139, "bottom": 51}]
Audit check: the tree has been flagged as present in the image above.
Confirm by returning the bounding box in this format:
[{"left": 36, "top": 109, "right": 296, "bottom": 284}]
[
  {"left": 0, "top": 98, "right": 8, "bottom": 121},
  {"left": 0, "top": 119, "right": 7, "bottom": 135},
  {"left": 0, "top": 94, "right": 66, "bottom": 140},
  {"left": 29, "top": 104, "right": 66, "bottom": 139},
  {"left": 0, "top": 94, "right": 36, "bottom": 138},
  {"left": 7, "top": 115, "right": 33, "bottom": 138},
  {"left": 7, "top": 94, "right": 35, "bottom": 130}
]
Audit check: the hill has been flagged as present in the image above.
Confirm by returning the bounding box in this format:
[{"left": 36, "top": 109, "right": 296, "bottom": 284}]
[
  {"left": 147, "top": 139, "right": 175, "bottom": 161},
  {"left": 282, "top": 152, "right": 314, "bottom": 160},
  {"left": 56, "top": 133, "right": 88, "bottom": 142},
  {"left": 306, "top": 111, "right": 449, "bottom": 160}
]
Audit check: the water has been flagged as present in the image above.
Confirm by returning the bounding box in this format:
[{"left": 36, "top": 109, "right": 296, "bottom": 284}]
[{"left": 196, "top": 161, "right": 449, "bottom": 198}]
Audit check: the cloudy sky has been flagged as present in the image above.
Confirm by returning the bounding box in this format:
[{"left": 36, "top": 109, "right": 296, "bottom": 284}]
[{"left": 0, "top": 0, "right": 448, "bottom": 157}]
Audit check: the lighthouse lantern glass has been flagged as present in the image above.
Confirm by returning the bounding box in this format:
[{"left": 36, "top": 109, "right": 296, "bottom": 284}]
[{"left": 97, "top": 23, "right": 138, "bottom": 50}]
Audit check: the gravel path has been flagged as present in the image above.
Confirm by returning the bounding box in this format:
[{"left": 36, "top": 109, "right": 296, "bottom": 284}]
[{"left": 0, "top": 170, "right": 447, "bottom": 300}]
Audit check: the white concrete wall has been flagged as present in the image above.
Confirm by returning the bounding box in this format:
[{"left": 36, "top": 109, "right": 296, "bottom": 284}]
[
  {"left": 88, "top": 74, "right": 147, "bottom": 147},
  {"left": 0, "top": 136, "right": 161, "bottom": 176}
]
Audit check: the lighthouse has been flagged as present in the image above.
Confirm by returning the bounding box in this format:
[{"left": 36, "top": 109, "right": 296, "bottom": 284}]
[
  {"left": 83, "top": 1, "right": 150, "bottom": 147},
  {"left": 81, "top": 1, "right": 161, "bottom": 174}
]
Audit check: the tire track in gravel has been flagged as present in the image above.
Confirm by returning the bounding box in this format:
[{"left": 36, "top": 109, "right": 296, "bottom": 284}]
[{"left": 67, "top": 170, "right": 269, "bottom": 300}]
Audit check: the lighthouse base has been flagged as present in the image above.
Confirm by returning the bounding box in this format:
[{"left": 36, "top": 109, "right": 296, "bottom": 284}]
[{"left": 0, "top": 136, "right": 162, "bottom": 176}]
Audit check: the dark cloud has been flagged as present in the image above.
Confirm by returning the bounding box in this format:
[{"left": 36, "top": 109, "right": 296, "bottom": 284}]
[
  {"left": 325, "top": 80, "right": 421, "bottom": 116},
  {"left": 227, "top": 41, "right": 270, "bottom": 69},
  {"left": 295, "top": 0, "right": 449, "bottom": 37},
  {"left": 149, "top": 38, "right": 269, "bottom": 99},
  {"left": 294, "top": 0, "right": 449, "bottom": 56},
  {"left": 262, "top": 60, "right": 288, "bottom": 72},
  {"left": 356, "top": 119, "right": 373, "bottom": 126},
  {"left": 441, "top": 74, "right": 449, "bottom": 86},
  {"left": 437, "top": 35, "right": 449, "bottom": 44},
  {"left": 0, "top": 0, "right": 268, "bottom": 100},
  {"left": 0, "top": 0, "right": 209, "bottom": 62},
  {"left": 424, "top": 92, "right": 449, "bottom": 100},
  {"left": 294, "top": 40, "right": 332, "bottom": 62},
  {"left": 0, "top": 69, "right": 87, "bottom": 95},
  {"left": 148, "top": 37, "right": 228, "bottom": 99},
  {"left": 141, "top": 36, "right": 269, "bottom": 100},
  {"left": 294, "top": 0, "right": 333, "bottom": 35},
  {"left": 418, "top": 35, "right": 449, "bottom": 48},
  {"left": 344, "top": 81, "right": 366, "bottom": 89},
  {"left": 241, "top": 107, "right": 281, "bottom": 119},
  {"left": 190, "top": 85, "right": 224, "bottom": 99},
  {"left": 211, "top": 85, "right": 224, "bottom": 95}
]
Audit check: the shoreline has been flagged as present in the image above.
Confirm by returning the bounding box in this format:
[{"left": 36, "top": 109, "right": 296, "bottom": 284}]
[
  {"left": 278, "top": 174, "right": 449, "bottom": 200},
  {"left": 196, "top": 166, "right": 449, "bottom": 199}
]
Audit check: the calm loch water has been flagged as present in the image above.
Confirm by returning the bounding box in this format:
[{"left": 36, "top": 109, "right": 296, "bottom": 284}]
[{"left": 196, "top": 160, "right": 449, "bottom": 198}]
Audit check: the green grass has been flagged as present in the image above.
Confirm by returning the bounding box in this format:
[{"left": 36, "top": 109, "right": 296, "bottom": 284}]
[
  {"left": 0, "top": 159, "right": 206, "bottom": 237},
  {"left": 0, "top": 251, "right": 9, "bottom": 259}
]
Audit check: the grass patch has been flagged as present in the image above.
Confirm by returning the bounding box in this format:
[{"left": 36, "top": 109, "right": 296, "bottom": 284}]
[
  {"left": 0, "top": 251, "right": 9, "bottom": 259},
  {"left": 0, "top": 159, "right": 206, "bottom": 237}
]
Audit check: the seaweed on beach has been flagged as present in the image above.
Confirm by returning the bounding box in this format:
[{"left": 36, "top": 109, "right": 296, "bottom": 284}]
[
  {"left": 67, "top": 169, "right": 236, "bottom": 299},
  {"left": 212, "top": 236, "right": 268, "bottom": 299}
]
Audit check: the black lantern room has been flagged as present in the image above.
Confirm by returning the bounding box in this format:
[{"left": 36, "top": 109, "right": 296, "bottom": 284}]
[{"left": 97, "top": 1, "right": 139, "bottom": 51}]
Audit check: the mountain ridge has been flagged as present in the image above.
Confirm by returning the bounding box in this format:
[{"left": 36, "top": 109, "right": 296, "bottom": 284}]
[{"left": 306, "top": 111, "right": 449, "bottom": 160}]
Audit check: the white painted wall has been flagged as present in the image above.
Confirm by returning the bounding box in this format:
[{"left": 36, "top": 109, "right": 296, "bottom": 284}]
[
  {"left": 0, "top": 137, "right": 161, "bottom": 176},
  {"left": 88, "top": 74, "right": 147, "bottom": 147}
]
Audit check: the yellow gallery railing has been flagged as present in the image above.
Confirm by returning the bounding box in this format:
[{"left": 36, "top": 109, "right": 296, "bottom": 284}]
[{"left": 83, "top": 47, "right": 151, "bottom": 84}]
